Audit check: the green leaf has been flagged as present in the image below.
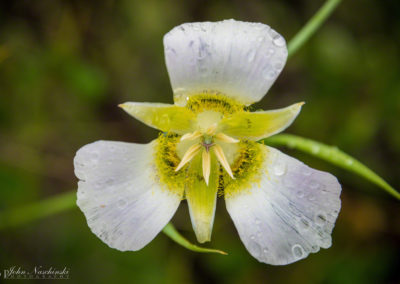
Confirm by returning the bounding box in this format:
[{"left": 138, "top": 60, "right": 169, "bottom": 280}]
[
  {"left": 162, "top": 223, "right": 227, "bottom": 255},
  {"left": 262, "top": 134, "right": 400, "bottom": 200}
]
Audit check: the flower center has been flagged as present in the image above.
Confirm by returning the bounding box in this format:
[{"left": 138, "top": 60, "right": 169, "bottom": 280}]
[
  {"left": 174, "top": 113, "right": 239, "bottom": 185},
  {"left": 155, "top": 93, "right": 261, "bottom": 190}
]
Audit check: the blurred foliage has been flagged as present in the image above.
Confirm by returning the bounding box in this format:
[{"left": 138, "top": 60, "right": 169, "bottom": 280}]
[{"left": 0, "top": 0, "right": 399, "bottom": 283}]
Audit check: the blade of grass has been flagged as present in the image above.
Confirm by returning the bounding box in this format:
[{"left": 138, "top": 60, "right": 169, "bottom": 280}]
[
  {"left": 262, "top": 134, "right": 400, "bottom": 200},
  {"left": 0, "top": 191, "right": 76, "bottom": 230},
  {"left": 162, "top": 223, "right": 227, "bottom": 255},
  {"left": 288, "top": 0, "right": 343, "bottom": 58}
]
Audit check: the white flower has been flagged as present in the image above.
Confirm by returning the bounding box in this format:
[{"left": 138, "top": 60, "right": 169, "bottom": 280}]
[{"left": 74, "top": 19, "right": 341, "bottom": 265}]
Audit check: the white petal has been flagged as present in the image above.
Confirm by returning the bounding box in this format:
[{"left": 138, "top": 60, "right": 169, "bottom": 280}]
[
  {"left": 225, "top": 145, "right": 341, "bottom": 265},
  {"left": 74, "top": 140, "right": 183, "bottom": 251},
  {"left": 164, "top": 19, "right": 288, "bottom": 106}
]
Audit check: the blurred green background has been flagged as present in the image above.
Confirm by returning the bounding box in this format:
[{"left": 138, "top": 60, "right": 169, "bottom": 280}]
[{"left": 0, "top": 0, "right": 399, "bottom": 283}]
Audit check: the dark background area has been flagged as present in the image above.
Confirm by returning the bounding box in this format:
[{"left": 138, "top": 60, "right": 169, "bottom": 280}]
[{"left": 0, "top": 0, "right": 399, "bottom": 283}]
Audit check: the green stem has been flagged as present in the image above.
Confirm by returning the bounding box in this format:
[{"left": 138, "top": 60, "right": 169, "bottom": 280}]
[
  {"left": 0, "top": 191, "right": 76, "bottom": 230},
  {"left": 162, "top": 223, "right": 227, "bottom": 255},
  {"left": 288, "top": 0, "right": 343, "bottom": 58},
  {"left": 262, "top": 134, "right": 400, "bottom": 200}
]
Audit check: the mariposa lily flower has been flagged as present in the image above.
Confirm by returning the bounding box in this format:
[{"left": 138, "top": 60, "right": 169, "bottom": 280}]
[{"left": 74, "top": 19, "right": 341, "bottom": 265}]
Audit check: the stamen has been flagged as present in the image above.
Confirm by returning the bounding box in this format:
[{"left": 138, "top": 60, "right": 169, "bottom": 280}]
[
  {"left": 202, "top": 150, "right": 211, "bottom": 185},
  {"left": 205, "top": 123, "right": 218, "bottom": 135},
  {"left": 215, "top": 133, "right": 239, "bottom": 143},
  {"left": 213, "top": 144, "right": 235, "bottom": 179},
  {"left": 175, "top": 143, "right": 202, "bottom": 172},
  {"left": 181, "top": 130, "right": 202, "bottom": 141}
]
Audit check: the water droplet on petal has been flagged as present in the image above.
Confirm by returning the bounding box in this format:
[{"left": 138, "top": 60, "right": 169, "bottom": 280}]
[
  {"left": 249, "top": 241, "right": 262, "bottom": 258},
  {"left": 308, "top": 194, "right": 316, "bottom": 201},
  {"left": 250, "top": 235, "right": 256, "bottom": 240},
  {"left": 247, "top": 50, "right": 256, "bottom": 62},
  {"left": 292, "top": 244, "right": 304, "bottom": 258},
  {"left": 77, "top": 190, "right": 86, "bottom": 199},
  {"left": 301, "top": 168, "right": 312, "bottom": 176},
  {"left": 269, "top": 29, "right": 286, "bottom": 47},
  {"left": 310, "top": 180, "right": 319, "bottom": 190},
  {"left": 315, "top": 213, "right": 327, "bottom": 225},
  {"left": 255, "top": 218, "right": 261, "bottom": 225},
  {"left": 118, "top": 199, "right": 127, "bottom": 209},
  {"left": 299, "top": 218, "right": 310, "bottom": 229},
  {"left": 274, "top": 61, "right": 284, "bottom": 71},
  {"left": 310, "top": 245, "right": 319, "bottom": 252},
  {"left": 296, "top": 190, "right": 304, "bottom": 198},
  {"left": 90, "top": 152, "right": 99, "bottom": 163},
  {"left": 273, "top": 160, "right": 286, "bottom": 176}
]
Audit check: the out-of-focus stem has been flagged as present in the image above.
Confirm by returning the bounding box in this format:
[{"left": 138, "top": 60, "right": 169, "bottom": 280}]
[
  {"left": 288, "top": 0, "right": 343, "bottom": 58},
  {"left": 0, "top": 191, "right": 76, "bottom": 230}
]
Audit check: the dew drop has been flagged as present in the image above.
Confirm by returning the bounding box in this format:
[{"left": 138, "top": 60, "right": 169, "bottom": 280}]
[
  {"left": 292, "top": 244, "right": 304, "bottom": 258},
  {"left": 118, "top": 199, "right": 127, "bottom": 209},
  {"left": 255, "top": 218, "right": 261, "bottom": 225},
  {"left": 263, "top": 248, "right": 269, "bottom": 254},
  {"left": 263, "top": 69, "right": 276, "bottom": 80},
  {"left": 250, "top": 235, "right": 256, "bottom": 240},
  {"left": 301, "top": 168, "right": 312, "bottom": 176},
  {"left": 346, "top": 159, "right": 354, "bottom": 166},
  {"left": 299, "top": 218, "right": 310, "bottom": 229},
  {"left": 77, "top": 190, "right": 86, "bottom": 199},
  {"left": 273, "top": 160, "right": 286, "bottom": 176},
  {"left": 90, "top": 152, "right": 99, "bottom": 163},
  {"left": 311, "top": 145, "right": 320, "bottom": 154},
  {"left": 310, "top": 180, "right": 320, "bottom": 190},
  {"left": 307, "top": 194, "right": 316, "bottom": 201},
  {"left": 249, "top": 241, "right": 262, "bottom": 258},
  {"left": 274, "top": 61, "right": 284, "bottom": 71},
  {"left": 315, "top": 213, "right": 327, "bottom": 225},
  {"left": 296, "top": 190, "right": 304, "bottom": 198},
  {"left": 247, "top": 49, "right": 256, "bottom": 63},
  {"left": 269, "top": 29, "right": 286, "bottom": 47},
  {"left": 165, "top": 46, "right": 177, "bottom": 56}
]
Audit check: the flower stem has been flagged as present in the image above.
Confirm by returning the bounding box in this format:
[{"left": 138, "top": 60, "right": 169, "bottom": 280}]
[
  {"left": 162, "top": 223, "right": 227, "bottom": 255},
  {"left": 288, "top": 0, "right": 343, "bottom": 58}
]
